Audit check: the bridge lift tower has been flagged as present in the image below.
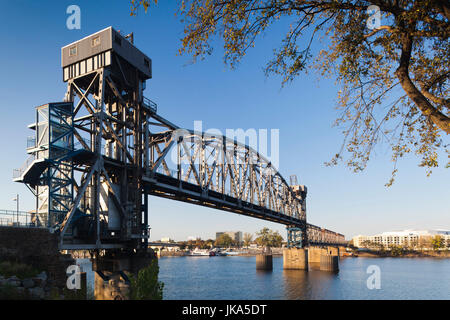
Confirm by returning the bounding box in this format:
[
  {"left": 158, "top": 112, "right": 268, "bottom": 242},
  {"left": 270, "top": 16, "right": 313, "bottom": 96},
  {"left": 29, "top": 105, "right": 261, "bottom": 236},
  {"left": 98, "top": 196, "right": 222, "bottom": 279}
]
[{"left": 14, "top": 27, "right": 158, "bottom": 296}]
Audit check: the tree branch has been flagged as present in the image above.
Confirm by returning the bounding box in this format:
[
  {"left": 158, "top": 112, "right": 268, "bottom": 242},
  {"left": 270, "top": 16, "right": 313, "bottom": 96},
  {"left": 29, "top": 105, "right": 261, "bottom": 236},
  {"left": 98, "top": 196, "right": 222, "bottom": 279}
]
[
  {"left": 395, "top": 35, "right": 450, "bottom": 133},
  {"left": 419, "top": 88, "right": 450, "bottom": 108},
  {"left": 364, "top": 25, "right": 393, "bottom": 38}
]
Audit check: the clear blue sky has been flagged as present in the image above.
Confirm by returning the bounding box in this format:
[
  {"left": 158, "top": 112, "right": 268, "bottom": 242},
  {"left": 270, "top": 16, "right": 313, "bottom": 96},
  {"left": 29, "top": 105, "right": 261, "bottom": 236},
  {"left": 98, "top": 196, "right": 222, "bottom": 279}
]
[{"left": 0, "top": 1, "right": 448, "bottom": 241}]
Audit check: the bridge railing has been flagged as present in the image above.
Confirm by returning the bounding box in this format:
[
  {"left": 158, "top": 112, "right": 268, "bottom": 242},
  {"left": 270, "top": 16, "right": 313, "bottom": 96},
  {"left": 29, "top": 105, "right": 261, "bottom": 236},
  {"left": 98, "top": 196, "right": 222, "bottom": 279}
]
[
  {"left": 13, "top": 154, "right": 36, "bottom": 179},
  {"left": 143, "top": 97, "right": 157, "bottom": 114},
  {"left": 0, "top": 209, "right": 46, "bottom": 228}
]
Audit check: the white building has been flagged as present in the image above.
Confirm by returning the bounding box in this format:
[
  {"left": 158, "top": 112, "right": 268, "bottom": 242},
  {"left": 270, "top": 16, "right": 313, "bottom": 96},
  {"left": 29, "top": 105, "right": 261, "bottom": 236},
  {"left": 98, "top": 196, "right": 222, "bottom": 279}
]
[
  {"left": 161, "top": 237, "right": 174, "bottom": 243},
  {"left": 352, "top": 229, "right": 450, "bottom": 249}
]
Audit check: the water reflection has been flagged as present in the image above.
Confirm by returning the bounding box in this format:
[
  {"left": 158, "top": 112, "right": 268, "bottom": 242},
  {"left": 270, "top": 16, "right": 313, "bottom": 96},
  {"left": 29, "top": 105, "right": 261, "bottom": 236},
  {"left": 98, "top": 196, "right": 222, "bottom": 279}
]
[
  {"left": 282, "top": 270, "right": 310, "bottom": 299},
  {"left": 255, "top": 269, "right": 273, "bottom": 276},
  {"left": 282, "top": 269, "right": 340, "bottom": 299}
]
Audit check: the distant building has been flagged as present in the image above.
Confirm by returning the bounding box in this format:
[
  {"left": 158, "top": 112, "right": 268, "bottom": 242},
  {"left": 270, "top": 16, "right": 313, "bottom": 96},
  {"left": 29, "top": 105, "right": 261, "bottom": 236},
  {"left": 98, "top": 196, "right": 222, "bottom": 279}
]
[
  {"left": 216, "top": 231, "right": 243, "bottom": 244},
  {"left": 187, "top": 236, "right": 199, "bottom": 241},
  {"left": 352, "top": 229, "right": 450, "bottom": 249},
  {"left": 161, "top": 237, "right": 174, "bottom": 243}
]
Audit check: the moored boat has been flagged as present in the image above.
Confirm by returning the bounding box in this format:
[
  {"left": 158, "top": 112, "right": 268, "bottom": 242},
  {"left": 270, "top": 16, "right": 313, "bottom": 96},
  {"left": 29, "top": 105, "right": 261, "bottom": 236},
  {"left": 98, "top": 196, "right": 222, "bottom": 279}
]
[{"left": 189, "top": 248, "right": 211, "bottom": 256}]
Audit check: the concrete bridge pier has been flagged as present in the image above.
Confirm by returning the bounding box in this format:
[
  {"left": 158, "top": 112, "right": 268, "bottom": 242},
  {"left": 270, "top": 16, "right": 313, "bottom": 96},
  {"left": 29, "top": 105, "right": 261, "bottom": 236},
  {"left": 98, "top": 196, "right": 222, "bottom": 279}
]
[
  {"left": 307, "top": 247, "right": 327, "bottom": 270},
  {"left": 283, "top": 248, "right": 308, "bottom": 270},
  {"left": 256, "top": 246, "right": 273, "bottom": 271},
  {"left": 327, "top": 246, "right": 340, "bottom": 257},
  {"left": 283, "top": 246, "right": 339, "bottom": 272},
  {"left": 307, "top": 246, "right": 339, "bottom": 272},
  {"left": 94, "top": 271, "right": 129, "bottom": 300},
  {"left": 319, "top": 255, "right": 339, "bottom": 272},
  {"left": 92, "top": 249, "right": 156, "bottom": 300}
]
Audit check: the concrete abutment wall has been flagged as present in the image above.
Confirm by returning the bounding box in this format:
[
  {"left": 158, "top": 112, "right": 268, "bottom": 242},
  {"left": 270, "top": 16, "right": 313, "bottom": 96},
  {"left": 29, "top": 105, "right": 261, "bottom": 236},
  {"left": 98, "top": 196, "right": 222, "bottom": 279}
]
[{"left": 0, "top": 227, "right": 74, "bottom": 290}]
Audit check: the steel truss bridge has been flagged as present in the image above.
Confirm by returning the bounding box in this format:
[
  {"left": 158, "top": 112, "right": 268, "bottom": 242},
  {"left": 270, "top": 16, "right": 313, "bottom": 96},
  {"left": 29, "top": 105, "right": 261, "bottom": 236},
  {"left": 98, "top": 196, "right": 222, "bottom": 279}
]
[
  {"left": 140, "top": 124, "right": 345, "bottom": 248},
  {"left": 13, "top": 27, "right": 345, "bottom": 254}
]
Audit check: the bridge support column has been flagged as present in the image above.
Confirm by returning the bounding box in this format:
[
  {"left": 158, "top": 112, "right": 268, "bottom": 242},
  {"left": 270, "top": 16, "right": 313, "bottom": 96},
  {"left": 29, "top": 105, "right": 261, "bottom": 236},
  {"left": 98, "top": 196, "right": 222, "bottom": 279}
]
[
  {"left": 307, "top": 247, "right": 328, "bottom": 270},
  {"left": 283, "top": 248, "right": 308, "bottom": 270},
  {"left": 308, "top": 247, "right": 339, "bottom": 272},
  {"left": 94, "top": 271, "right": 130, "bottom": 300},
  {"left": 92, "top": 249, "right": 156, "bottom": 300},
  {"left": 320, "top": 255, "right": 339, "bottom": 272},
  {"left": 256, "top": 247, "right": 273, "bottom": 271},
  {"left": 327, "top": 246, "right": 339, "bottom": 258}
]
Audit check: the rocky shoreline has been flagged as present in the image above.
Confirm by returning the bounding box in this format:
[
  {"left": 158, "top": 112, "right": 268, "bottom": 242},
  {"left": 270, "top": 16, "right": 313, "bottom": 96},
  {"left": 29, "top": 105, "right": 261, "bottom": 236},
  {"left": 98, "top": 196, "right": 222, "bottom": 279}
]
[{"left": 0, "top": 271, "right": 49, "bottom": 299}]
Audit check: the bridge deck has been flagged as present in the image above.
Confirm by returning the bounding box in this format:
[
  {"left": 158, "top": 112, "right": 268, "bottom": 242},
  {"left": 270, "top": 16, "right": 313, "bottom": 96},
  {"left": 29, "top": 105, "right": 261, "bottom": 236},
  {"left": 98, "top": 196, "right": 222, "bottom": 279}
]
[{"left": 143, "top": 173, "right": 306, "bottom": 228}]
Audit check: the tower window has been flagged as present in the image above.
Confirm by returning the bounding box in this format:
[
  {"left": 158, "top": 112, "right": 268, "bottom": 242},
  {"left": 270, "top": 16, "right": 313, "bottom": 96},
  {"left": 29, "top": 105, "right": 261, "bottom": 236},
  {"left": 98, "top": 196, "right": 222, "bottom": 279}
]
[
  {"left": 91, "top": 36, "right": 100, "bottom": 47},
  {"left": 69, "top": 46, "right": 77, "bottom": 56}
]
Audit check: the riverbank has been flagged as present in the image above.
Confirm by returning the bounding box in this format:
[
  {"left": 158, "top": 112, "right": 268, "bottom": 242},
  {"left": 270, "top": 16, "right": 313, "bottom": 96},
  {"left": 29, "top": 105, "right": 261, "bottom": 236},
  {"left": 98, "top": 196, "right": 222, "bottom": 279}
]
[{"left": 355, "top": 250, "right": 450, "bottom": 258}]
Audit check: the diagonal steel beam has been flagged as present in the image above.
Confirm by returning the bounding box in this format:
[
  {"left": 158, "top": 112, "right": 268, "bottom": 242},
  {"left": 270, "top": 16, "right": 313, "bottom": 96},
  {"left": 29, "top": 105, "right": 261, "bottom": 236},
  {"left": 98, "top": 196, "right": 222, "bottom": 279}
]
[
  {"left": 151, "top": 139, "right": 175, "bottom": 174},
  {"left": 59, "top": 158, "right": 99, "bottom": 239}
]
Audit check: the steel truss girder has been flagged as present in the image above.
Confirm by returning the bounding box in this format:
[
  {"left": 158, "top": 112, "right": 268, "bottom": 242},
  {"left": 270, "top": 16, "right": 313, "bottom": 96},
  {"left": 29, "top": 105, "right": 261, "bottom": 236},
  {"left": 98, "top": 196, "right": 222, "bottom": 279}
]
[
  {"left": 306, "top": 223, "right": 346, "bottom": 246},
  {"left": 145, "top": 128, "right": 345, "bottom": 247},
  {"left": 144, "top": 129, "right": 307, "bottom": 224},
  {"left": 143, "top": 174, "right": 305, "bottom": 227}
]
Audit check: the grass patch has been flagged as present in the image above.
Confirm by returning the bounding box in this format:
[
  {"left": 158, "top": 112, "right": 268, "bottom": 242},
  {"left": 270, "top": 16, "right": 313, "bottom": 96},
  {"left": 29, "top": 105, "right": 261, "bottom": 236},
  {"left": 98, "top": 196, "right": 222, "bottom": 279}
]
[{"left": 0, "top": 284, "right": 31, "bottom": 300}]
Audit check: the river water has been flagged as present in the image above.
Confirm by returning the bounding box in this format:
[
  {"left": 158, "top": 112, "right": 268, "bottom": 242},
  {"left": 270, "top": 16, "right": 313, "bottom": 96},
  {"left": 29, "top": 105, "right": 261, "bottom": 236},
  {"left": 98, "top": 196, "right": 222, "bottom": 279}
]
[{"left": 158, "top": 256, "right": 450, "bottom": 300}]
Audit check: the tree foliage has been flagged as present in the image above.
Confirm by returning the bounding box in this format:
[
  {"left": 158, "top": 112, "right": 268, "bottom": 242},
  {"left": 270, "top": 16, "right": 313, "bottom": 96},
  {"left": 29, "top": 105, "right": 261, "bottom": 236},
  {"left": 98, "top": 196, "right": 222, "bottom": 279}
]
[
  {"left": 243, "top": 232, "right": 253, "bottom": 247},
  {"left": 132, "top": 0, "right": 449, "bottom": 184},
  {"left": 360, "top": 239, "right": 385, "bottom": 251},
  {"left": 418, "top": 235, "right": 433, "bottom": 249},
  {"left": 388, "top": 244, "right": 404, "bottom": 256},
  {"left": 215, "top": 233, "right": 234, "bottom": 247},
  {"left": 431, "top": 235, "right": 444, "bottom": 250},
  {"left": 255, "top": 227, "right": 283, "bottom": 247},
  {"left": 179, "top": 238, "right": 215, "bottom": 249},
  {"left": 129, "top": 259, "right": 164, "bottom": 300},
  {"left": 130, "top": 0, "right": 157, "bottom": 15}
]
